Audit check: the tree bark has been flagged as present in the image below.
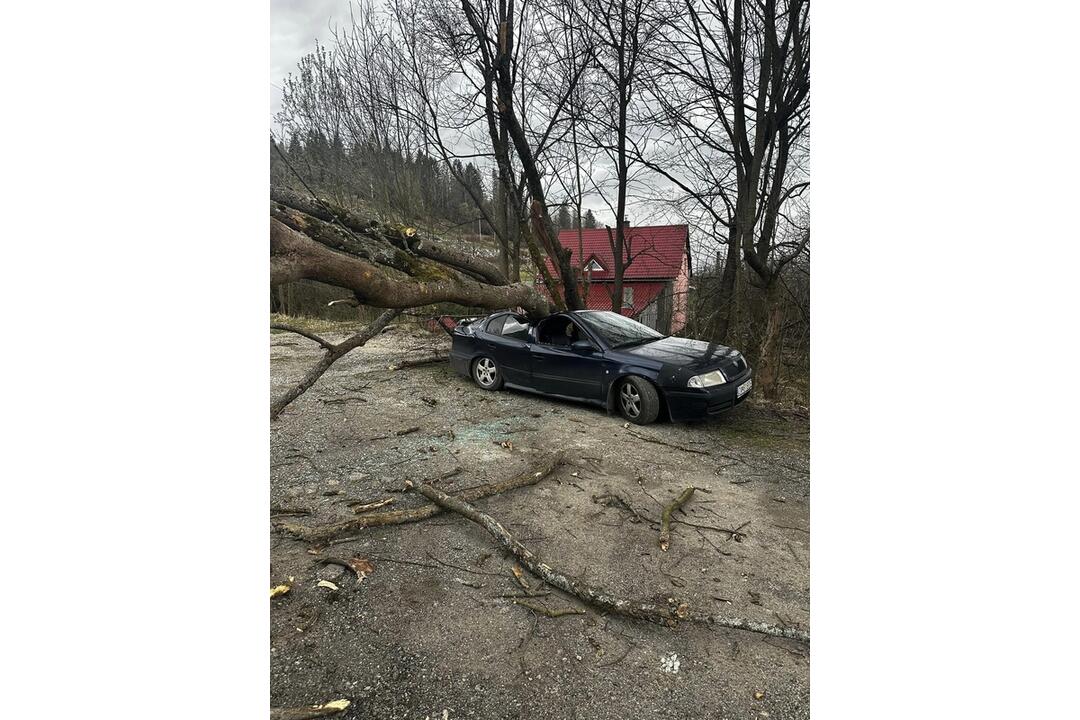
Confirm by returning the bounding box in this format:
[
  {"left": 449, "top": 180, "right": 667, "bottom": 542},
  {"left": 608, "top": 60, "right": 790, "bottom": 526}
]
[
  {"left": 270, "top": 219, "right": 552, "bottom": 318},
  {"left": 272, "top": 186, "right": 508, "bottom": 286},
  {"left": 755, "top": 279, "right": 786, "bottom": 400}
]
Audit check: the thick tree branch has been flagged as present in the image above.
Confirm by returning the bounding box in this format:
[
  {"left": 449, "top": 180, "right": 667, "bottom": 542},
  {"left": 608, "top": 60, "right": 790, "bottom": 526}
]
[
  {"left": 270, "top": 218, "right": 552, "bottom": 318},
  {"left": 271, "top": 186, "right": 509, "bottom": 286}
]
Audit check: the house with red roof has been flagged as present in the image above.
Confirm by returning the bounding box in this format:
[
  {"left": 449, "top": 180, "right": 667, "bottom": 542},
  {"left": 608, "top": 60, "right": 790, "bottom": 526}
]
[{"left": 546, "top": 223, "right": 692, "bottom": 333}]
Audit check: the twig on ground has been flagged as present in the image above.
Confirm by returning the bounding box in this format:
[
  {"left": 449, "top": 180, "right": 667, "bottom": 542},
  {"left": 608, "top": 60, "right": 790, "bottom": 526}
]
[
  {"left": 269, "top": 323, "right": 336, "bottom": 351},
  {"left": 319, "top": 396, "right": 367, "bottom": 405},
  {"left": 513, "top": 599, "right": 586, "bottom": 618},
  {"left": 363, "top": 555, "right": 441, "bottom": 570},
  {"left": 347, "top": 497, "right": 395, "bottom": 514},
  {"left": 425, "top": 552, "right": 508, "bottom": 578},
  {"left": 271, "top": 507, "right": 312, "bottom": 517},
  {"left": 625, "top": 429, "right": 711, "bottom": 455},
  {"left": 395, "top": 426, "right": 421, "bottom": 436},
  {"left": 591, "top": 493, "right": 646, "bottom": 523},
  {"left": 727, "top": 520, "right": 752, "bottom": 542},
  {"left": 599, "top": 488, "right": 748, "bottom": 540},
  {"left": 659, "top": 487, "right": 696, "bottom": 552},
  {"left": 277, "top": 456, "right": 563, "bottom": 543}
]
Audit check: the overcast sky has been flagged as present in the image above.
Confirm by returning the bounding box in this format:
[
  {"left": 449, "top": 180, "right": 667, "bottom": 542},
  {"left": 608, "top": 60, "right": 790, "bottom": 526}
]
[
  {"left": 271, "top": 0, "right": 350, "bottom": 123},
  {"left": 269, "top": 1, "right": 718, "bottom": 241}
]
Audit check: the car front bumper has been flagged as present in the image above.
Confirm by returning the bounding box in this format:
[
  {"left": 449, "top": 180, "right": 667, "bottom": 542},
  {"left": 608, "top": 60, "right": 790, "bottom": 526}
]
[{"left": 662, "top": 368, "right": 753, "bottom": 422}]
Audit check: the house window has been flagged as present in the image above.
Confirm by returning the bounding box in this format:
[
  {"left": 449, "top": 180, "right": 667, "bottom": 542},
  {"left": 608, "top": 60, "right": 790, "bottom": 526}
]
[
  {"left": 584, "top": 259, "right": 604, "bottom": 272},
  {"left": 623, "top": 286, "right": 634, "bottom": 306}
]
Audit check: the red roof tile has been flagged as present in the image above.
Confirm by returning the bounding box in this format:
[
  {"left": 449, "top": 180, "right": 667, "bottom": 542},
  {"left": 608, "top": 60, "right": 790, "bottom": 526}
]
[{"left": 551, "top": 225, "right": 689, "bottom": 280}]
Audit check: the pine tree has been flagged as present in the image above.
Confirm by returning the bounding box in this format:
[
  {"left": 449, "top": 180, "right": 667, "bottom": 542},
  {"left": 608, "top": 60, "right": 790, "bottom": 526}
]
[
  {"left": 584, "top": 209, "right": 597, "bottom": 229},
  {"left": 556, "top": 205, "right": 572, "bottom": 230}
]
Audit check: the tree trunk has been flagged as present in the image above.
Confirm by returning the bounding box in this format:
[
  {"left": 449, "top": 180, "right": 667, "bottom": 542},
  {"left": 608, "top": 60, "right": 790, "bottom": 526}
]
[
  {"left": 755, "top": 280, "right": 785, "bottom": 400},
  {"left": 270, "top": 219, "right": 552, "bottom": 318},
  {"left": 610, "top": 225, "right": 624, "bottom": 313},
  {"left": 712, "top": 226, "right": 741, "bottom": 342}
]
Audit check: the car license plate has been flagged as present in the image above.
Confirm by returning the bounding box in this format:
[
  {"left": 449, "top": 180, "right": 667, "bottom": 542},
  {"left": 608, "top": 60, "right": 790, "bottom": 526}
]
[{"left": 737, "top": 379, "right": 752, "bottom": 398}]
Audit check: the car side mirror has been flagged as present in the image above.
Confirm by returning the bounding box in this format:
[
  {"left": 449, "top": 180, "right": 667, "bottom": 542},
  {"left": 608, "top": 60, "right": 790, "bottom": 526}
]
[{"left": 571, "top": 340, "right": 595, "bottom": 354}]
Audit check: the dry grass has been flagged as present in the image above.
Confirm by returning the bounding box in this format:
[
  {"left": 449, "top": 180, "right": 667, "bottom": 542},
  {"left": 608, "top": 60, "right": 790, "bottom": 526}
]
[{"left": 270, "top": 313, "right": 366, "bottom": 336}]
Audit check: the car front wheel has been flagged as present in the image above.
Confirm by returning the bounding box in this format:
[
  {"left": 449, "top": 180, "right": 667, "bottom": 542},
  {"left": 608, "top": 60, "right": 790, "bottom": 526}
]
[
  {"left": 472, "top": 355, "right": 503, "bottom": 390},
  {"left": 618, "top": 376, "right": 660, "bottom": 425}
]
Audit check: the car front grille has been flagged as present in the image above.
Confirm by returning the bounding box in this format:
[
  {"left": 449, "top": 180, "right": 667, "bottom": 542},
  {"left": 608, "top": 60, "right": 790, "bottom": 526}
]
[{"left": 723, "top": 355, "right": 747, "bottom": 377}]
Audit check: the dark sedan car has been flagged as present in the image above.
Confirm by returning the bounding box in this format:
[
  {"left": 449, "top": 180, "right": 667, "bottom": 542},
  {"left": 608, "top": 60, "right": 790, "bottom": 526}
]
[{"left": 449, "top": 310, "right": 753, "bottom": 424}]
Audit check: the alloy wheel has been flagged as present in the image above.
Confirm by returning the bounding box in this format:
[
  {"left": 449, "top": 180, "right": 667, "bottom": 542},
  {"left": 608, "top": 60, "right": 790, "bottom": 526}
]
[
  {"left": 620, "top": 382, "right": 641, "bottom": 418},
  {"left": 475, "top": 357, "right": 497, "bottom": 387}
]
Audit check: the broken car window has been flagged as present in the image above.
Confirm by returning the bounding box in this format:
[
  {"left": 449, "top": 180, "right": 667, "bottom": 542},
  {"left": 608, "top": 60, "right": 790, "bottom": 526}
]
[{"left": 500, "top": 316, "right": 531, "bottom": 340}]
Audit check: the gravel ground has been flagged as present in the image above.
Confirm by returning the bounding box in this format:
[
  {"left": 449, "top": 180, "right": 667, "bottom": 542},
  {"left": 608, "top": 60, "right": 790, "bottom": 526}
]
[{"left": 270, "top": 324, "right": 810, "bottom": 720}]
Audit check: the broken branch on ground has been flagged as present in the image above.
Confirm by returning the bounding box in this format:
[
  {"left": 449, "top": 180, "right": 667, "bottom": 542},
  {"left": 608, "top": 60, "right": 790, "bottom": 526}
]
[
  {"left": 659, "top": 487, "right": 696, "bottom": 551},
  {"left": 277, "top": 455, "right": 564, "bottom": 544}
]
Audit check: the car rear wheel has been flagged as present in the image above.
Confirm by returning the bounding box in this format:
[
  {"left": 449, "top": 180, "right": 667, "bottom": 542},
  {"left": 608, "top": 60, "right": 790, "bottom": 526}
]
[
  {"left": 471, "top": 356, "right": 503, "bottom": 390},
  {"left": 618, "top": 376, "right": 660, "bottom": 425}
]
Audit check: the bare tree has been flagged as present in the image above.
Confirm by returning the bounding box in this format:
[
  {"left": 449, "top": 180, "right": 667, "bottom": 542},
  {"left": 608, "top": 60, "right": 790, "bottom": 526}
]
[
  {"left": 454, "top": 0, "right": 591, "bottom": 310},
  {"left": 576, "top": 0, "right": 673, "bottom": 312},
  {"left": 642, "top": 0, "right": 809, "bottom": 396}
]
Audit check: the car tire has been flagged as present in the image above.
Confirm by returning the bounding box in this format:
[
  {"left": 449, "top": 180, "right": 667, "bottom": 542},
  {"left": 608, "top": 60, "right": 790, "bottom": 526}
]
[
  {"left": 471, "top": 355, "right": 503, "bottom": 391},
  {"left": 617, "top": 376, "right": 660, "bottom": 425}
]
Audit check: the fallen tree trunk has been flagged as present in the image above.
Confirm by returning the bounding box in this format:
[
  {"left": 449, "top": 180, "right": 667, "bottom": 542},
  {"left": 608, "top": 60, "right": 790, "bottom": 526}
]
[
  {"left": 276, "top": 454, "right": 565, "bottom": 543},
  {"left": 408, "top": 479, "right": 809, "bottom": 642},
  {"left": 272, "top": 186, "right": 509, "bottom": 286},
  {"left": 271, "top": 218, "right": 552, "bottom": 318},
  {"left": 271, "top": 308, "right": 400, "bottom": 419}
]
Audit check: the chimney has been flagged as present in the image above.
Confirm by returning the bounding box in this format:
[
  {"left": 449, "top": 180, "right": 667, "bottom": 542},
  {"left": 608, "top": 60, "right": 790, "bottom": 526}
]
[{"left": 621, "top": 218, "right": 631, "bottom": 228}]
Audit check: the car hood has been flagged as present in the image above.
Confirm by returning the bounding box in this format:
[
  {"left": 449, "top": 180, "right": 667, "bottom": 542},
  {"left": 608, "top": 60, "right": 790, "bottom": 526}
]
[{"left": 618, "top": 336, "right": 740, "bottom": 371}]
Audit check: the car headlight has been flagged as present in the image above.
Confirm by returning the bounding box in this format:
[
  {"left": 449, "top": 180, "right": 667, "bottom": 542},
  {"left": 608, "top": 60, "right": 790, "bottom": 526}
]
[{"left": 687, "top": 368, "right": 727, "bottom": 388}]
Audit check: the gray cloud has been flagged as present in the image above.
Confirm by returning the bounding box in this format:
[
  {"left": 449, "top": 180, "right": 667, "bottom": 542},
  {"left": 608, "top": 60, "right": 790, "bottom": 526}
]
[
  {"left": 269, "top": 1, "right": 697, "bottom": 236},
  {"left": 270, "top": 0, "right": 353, "bottom": 123}
]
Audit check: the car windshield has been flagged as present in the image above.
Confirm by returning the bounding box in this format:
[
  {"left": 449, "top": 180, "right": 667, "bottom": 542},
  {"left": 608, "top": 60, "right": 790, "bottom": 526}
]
[{"left": 575, "top": 311, "right": 664, "bottom": 348}]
